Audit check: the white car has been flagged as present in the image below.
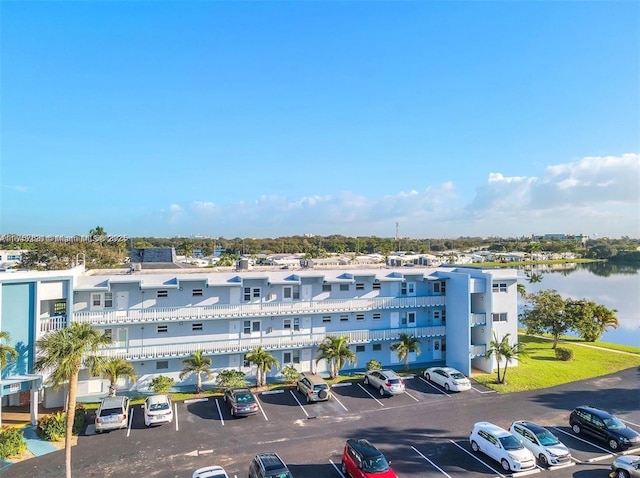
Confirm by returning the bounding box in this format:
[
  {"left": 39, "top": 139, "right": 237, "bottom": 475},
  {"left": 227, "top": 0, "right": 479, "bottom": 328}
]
[
  {"left": 470, "top": 421, "right": 536, "bottom": 472},
  {"left": 143, "top": 394, "right": 173, "bottom": 427},
  {"left": 509, "top": 421, "right": 572, "bottom": 467},
  {"left": 423, "top": 367, "right": 471, "bottom": 392},
  {"left": 363, "top": 369, "right": 405, "bottom": 396},
  {"left": 193, "top": 465, "right": 229, "bottom": 478}
]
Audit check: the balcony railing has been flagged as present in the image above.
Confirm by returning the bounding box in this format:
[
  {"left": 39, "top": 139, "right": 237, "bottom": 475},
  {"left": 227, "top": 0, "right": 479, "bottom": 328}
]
[
  {"left": 470, "top": 344, "right": 486, "bottom": 357},
  {"left": 97, "top": 325, "right": 446, "bottom": 361},
  {"left": 39, "top": 315, "right": 68, "bottom": 333},
  {"left": 470, "top": 313, "right": 486, "bottom": 326},
  {"left": 73, "top": 296, "right": 446, "bottom": 325}
]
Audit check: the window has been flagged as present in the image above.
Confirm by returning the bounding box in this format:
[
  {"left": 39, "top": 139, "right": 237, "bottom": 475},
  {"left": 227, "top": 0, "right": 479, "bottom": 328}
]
[
  {"left": 192, "top": 289, "right": 203, "bottom": 296},
  {"left": 192, "top": 323, "right": 203, "bottom": 331},
  {"left": 243, "top": 320, "right": 260, "bottom": 334},
  {"left": 373, "top": 313, "right": 381, "bottom": 320},
  {"left": 434, "top": 281, "right": 446, "bottom": 294},
  {"left": 283, "top": 350, "right": 300, "bottom": 364},
  {"left": 284, "top": 319, "right": 291, "bottom": 330},
  {"left": 372, "top": 282, "right": 381, "bottom": 290},
  {"left": 322, "top": 284, "right": 331, "bottom": 292},
  {"left": 356, "top": 313, "right": 365, "bottom": 321},
  {"left": 492, "top": 313, "right": 508, "bottom": 322},
  {"left": 252, "top": 288, "right": 261, "bottom": 299},
  {"left": 53, "top": 300, "right": 67, "bottom": 316},
  {"left": 156, "top": 361, "right": 168, "bottom": 370},
  {"left": 157, "top": 290, "right": 168, "bottom": 298},
  {"left": 157, "top": 325, "right": 168, "bottom": 333},
  {"left": 408, "top": 312, "right": 416, "bottom": 324},
  {"left": 340, "top": 314, "right": 349, "bottom": 322},
  {"left": 493, "top": 283, "right": 507, "bottom": 293},
  {"left": 293, "top": 318, "right": 300, "bottom": 331},
  {"left": 104, "top": 292, "right": 113, "bottom": 308},
  {"left": 339, "top": 284, "right": 349, "bottom": 291},
  {"left": 104, "top": 328, "right": 113, "bottom": 342},
  {"left": 284, "top": 287, "right": 292, "bottom": 299},
  {"left": 355, "top": 345, "right": 365, "bottom": 352},
  {"left": 244, "top": 287, "right": 251, "bottom": 301},
  {"left": 322, "top": 316, "right": 331, "bottom": 323},
  {"left": 401, "top": 282, "right": 407, "bottom": 295},
  {"left": 92, "top": 293, "right": 101, "bottom": 307},
  {"left": 373, "top": 344, "right": 382, "bottom": 351},
  {"left": 355, "top": 283, "right": 364, "bottom": 290},
  {"left": 243, "top": 354, "right": 250, "bottom": 367}
]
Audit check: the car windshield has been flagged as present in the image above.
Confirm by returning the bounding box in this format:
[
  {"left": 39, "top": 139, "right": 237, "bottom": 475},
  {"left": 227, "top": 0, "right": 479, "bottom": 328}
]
[
  {"left": 149, "top": 402, "right": 170, "bottom": 411},
  {"left": 236, "top": 393, "right": 254, "bottom": 403},
  {"left": 387, "top": 379, "right": 401, "bottom": 384},
  {"left": 535, "top": 430, "right": 560, "bottom": 446},
  {"left": 314, "top": 384, "right": 329, "bottom": 391},
  {"left": 499, "top": 435, "right": 524, "bottom": 450},
  {"left": 450, "top": 372, "right": 466, "bottom": 380},
  {"left": 362, "top": 456, "right": 390, "bottom": 472},
  {"left": 603, "top": 417, "right": 626, "bottom": 430},
  {"left": 267, "top": 473, "right": 291, "bottom": 478}
]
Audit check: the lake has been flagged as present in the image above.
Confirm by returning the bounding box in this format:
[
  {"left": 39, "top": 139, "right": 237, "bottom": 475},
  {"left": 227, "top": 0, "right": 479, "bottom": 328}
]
[{"left": 518, "top": 262, "right": 640, "bottom": 348}]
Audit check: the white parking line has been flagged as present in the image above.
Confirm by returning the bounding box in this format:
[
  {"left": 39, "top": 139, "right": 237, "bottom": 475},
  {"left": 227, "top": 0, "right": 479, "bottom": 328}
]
[
  {"left": 127, "top": 407, "right": 134, "bottom": 437},
  {"left": 418, "top": 376, "right": 451, "bottom": 397},
  {"left": 289, "top": 390, "right": 310, "bottom": 417},
  {"left": 551, "top": 427, "right": 614, "bottom": 455},
  {"left": 215, "top": 398, "right": 225, "bottom": 426},
  {"left": 449, "top": 439, "right": 506, "bottom": 477},
  {"left": 332, "top": 393, "right": 349, "bottom": 412},
  {"left": 256, "top": 396, "right": 269, "bottom": 421},
  {"left": 329, "top": 459, "right": 346, "bottom": 477},
  {"left": 471, "top": 386, "right": 497, "bottom": 394},
  {"left": 174, "top": 402, "right": 179, "bottom": 431},
  {"left": 404, "top": 390, "right": 420, "bottom": 402},
  {"left": 411, "top": 445, "right": 452, "bottom": 478},
  {"left": 357, "top": 383, "right": 385, "bottom": 407},
  {"left": 621, "top": 418, "right": 640, "bottom": 428}
]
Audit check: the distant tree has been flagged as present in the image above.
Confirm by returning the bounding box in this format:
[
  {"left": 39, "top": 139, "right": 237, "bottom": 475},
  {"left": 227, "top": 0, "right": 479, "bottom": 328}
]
[
  {"left": 215, "top": 370, "right": 247, "bottom": 389},
  {"left": 525, "top": 271, "right": 544, "bottom": 284},
  {"left": 316, "top": 335, "right": 357, "bottom": 379},
  {"left": 246, "top": 347, "right": 279, "bottom": 387},
  {"left": 486, "top": 332, "right": 527, "bottom": 384},
  {"left": 0, "top": 331, "right": 17, "bottom": 370},
  {"left": 566, "top": 300, "right": 619, "bottom": 342},
  {"left": 390, "top": 334, "right": 421, "bottom": 371},
  {"left": 179, "top": 350, "right": 213, "bottom": 393},
  {"left": 149, "top": 375, "right": 174, "bottom": 394},
  {"left": 517, "top": 283, "right": 527, "bottom": 298},
  {"left": 520, "top": 290, "right": 569, "bottom": 348},
  {"left": 89, "top": 226, "right": 106, "bottom": 238}
]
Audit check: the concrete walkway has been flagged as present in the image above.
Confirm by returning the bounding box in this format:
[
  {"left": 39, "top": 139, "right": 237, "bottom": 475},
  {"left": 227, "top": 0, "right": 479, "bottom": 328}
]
[{"left": 20, "top": 425, "right": 59, "bottom": 457}]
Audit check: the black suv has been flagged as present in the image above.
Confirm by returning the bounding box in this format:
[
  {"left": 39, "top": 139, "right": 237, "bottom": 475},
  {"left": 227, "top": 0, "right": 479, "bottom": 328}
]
[
  {"left": 248, "top": 452, "right": 293, "bottom": 478},
  {"left": 569, "top": 405, "right": 640, "bottom": 451}
]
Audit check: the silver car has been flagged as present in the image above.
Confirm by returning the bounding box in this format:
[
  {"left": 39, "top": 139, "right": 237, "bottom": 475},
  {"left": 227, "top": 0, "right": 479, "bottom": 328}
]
[
  {"left": 509, "top": 420, "right": 572, "bottom": 467},
  {"left": 363, "top": 369, "right": 405, "bottom": 396},
  {"left": 611, "top": 456, "right": 640, "bottom": 478},
  {"left": 94, "top": 396, "right": 130, "bottom": 433}
]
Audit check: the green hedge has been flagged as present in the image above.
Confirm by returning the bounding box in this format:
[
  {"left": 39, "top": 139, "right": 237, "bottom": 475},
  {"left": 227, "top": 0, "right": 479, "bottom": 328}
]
[
  {"left": 0, "top": 427, "right": 27, "bottom": 459},
  {"left": 555, "top": 347, "right": 574, "bottom": 361},
  {"left": 38, "top": 406, "right": 86, "bottom": 441}
]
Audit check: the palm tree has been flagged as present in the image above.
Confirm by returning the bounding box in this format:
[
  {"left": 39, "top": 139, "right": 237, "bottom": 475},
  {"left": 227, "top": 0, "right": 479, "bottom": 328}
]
[
  {"left": 90, "top": 357, "right": 137, "bottom": 397},
  {"left": 246, "top": 347, "right": 279, "bottom": 387},
  {"left": 34, "top": 322, "right": 110, "bottom": 478},
  {"left": 390, "top": 333, "right": 421, "bottom": 370},
  {"left": 0, "top": 331, "right": 18, "bottom": 370},
  {"left": 315, "top": 335, "right": 357, "bottom": 379},
  {"left": 179, "top": 350, "right": 213, "bottom": 393},
  {"left": 517, "top": 283, "right": 527, "bottom": 298},
  {"left": 485, "top": 332, "right": 527, "bottom": 384}
]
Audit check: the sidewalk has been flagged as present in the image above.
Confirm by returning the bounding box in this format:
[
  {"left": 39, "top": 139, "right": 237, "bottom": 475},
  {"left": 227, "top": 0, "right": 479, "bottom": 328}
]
[{"left": 2, "top": 405, "right": 62, "bottom": 461}]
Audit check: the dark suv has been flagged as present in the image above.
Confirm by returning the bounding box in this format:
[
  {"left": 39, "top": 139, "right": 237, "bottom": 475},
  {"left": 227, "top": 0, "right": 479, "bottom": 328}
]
[
  {"left": 248, "top": 452, "right": 293, "bottom": 478},
  {"left": 341, "top": 438, "right": 397, "bottom": 478},
  {"left": 569, "top": 405, "right": 640, "bottom": 451}
]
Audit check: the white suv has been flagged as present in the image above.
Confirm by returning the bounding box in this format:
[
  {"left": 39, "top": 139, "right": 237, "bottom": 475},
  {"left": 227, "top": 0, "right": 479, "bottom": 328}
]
[
  {"left": 470, "top": 421, "right": 536, "bottom": 472},
  {"left": 363, "top": 369, "right": 405, "bottom": 396}
]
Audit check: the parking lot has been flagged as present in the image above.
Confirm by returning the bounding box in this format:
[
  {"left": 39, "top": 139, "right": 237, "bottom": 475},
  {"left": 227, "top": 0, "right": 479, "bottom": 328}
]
[{"left": 5, "top": 368, "right": 640, "bottom": 478}]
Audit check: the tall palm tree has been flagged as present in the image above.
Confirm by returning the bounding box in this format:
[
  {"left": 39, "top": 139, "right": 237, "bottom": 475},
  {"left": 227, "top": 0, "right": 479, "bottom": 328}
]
[
  {"left": 34, "top": 322, "right": 110, "bottom": 478},
  {"left": 179, "top": 350, "right": 213, "bottom": 393},
  {"left": 0, "top": 331, "right": 18, "bottom": 370},
  {"left": 391, "top": 333, "right": 421, "bottom": 371},
  {"left": 246, "top": 347, "right": 279, "bottom": 387},
  {"left": 315, "top": 335, "right": 357, "bottom": 379},
  {"left": 517, "top": 283, "right": 527, "bottom": 298},
  {"left": 89, "top": 357, "right": 137, "bottom": 397},
  {"left": 486, "top": 332, "right": 527, "bottom": 384}
]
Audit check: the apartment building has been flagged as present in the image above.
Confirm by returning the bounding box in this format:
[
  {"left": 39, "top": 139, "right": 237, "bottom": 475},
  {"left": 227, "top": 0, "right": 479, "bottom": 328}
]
[{"left": 0, "top": 264, "right": 518, "bottom": 413}]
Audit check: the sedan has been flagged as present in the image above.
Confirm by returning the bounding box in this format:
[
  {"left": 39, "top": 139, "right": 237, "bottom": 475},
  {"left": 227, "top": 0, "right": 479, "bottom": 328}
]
[
  {"left": 423, "top": 367, "right": 471, "bottom": 392},
  {"left": 611, "top": 456, "right": 640, "bottom": 478},
  {"left": 193, "top": 465, "right": 229, "bottom": 478},
  {"left": 223, "top": 388, "right": 259, "bottom": 417},
  {"left": 143, "top": 394, "right": 173, "bottom": 427},
  {"left": 509, "top": 420, "right": 572, "bottom": 467}
]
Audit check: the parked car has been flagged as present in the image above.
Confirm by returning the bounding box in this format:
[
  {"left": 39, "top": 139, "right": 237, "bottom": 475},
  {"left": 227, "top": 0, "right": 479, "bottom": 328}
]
[
  {"left": 296, "top": 372, "right": 331, "bottom": 403},
  {"left": 509, "top": 420, "right": 571, "bottom": 467},
  {"left": 143, "top": 394, "right": 173, "bottom": 427},
  {"left": 94, "top": 395, "right": 130, "bottom": 433},
  {"left": 341, "top": 438, "right": 398, "bottom": 478},
  {"left": 223, "top": 388, "right": 259, "bottom": 417},
  {"left": 363, "top": 369, "right": 405, "bottom": 396},
  {"left": 470, "top": 421, "right": 536, "bottom": 472},
  {"left": 423, "top": 367, "right": 471, "bottom": 392},
  {"left": 192, "top": 465, "right": 229, "bottom": 478},
  {"left": 569, "top": 405, "right": 640, "bottom": 451},
  {"left": 248, "top": 452, "right": 293, "bottom": 478},
  {"left": 610, "top": 455, "right": 640, "bottom": 478}
]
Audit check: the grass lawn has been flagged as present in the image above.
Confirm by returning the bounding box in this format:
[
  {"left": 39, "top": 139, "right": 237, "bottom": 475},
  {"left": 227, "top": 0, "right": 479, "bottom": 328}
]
[{"left": 473, "top": 334, "right": 640, "bottom": 393}]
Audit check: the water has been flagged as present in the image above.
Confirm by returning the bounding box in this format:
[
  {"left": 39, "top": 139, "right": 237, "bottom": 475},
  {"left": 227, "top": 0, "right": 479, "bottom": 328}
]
[{"left": 518, "top": 262, "right": 640, "bottom": 348}]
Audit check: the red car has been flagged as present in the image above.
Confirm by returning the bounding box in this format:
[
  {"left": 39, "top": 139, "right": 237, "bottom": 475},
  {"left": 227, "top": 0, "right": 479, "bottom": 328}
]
[{"left": 341, "top": 439, "right": 398, "bottom": 478}]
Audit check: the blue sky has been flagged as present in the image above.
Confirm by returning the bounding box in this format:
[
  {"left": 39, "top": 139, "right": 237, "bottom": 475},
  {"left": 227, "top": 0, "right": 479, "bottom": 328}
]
[{"left": 1, "top": 1, "right": 638, "bottom": 239}]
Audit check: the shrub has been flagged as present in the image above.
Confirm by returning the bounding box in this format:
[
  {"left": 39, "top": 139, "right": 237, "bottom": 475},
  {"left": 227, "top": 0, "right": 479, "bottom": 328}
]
[
  {"left": 366, "top": 359, "right": 382, "bottom": 371},
  {"left": 150, "top": 375, "right": 175, "bottom": 394},
  {"left": 281, "top": 365, "right": 301, "bottom": 383},
  {"left": 215, "top": 370, "right": 246, "bottom": 389},
  {"left": 555, "top": 347, "right": 574, "bottom": 361},
  {"left": 73, "top": 405, "right": 86, "bottom": 435},
  {"left": 38, "top": 405, "right": 87, "bottom": 441},
  {"left": 0, "top": 427, "right": 27, "bottom": 460}
]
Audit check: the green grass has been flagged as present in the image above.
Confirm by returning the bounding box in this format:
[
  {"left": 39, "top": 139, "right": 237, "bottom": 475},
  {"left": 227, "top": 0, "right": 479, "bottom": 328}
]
[{"left": 473, "top": 334, "right": 640, "bottom": 393}]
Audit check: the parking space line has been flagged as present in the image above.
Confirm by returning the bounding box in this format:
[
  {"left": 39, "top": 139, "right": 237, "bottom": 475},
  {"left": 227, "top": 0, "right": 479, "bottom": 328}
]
[
  {"left": 622, "top": 418, "right": 640, "bottom": 428},
  {"left": 404, "top": 390, "right": 420, "bottom": 402},
  {"left": 127, "top": 407, "right": 134, "bottom": 437},
  {"left": 289, "top": 390, "right": 310, "bottom": 417},
  {"left": 329, "top": 459, "right": 346, "bottom": 477},
  {"left": 449, "top": 439, "right": 506, "bottom": 477},
  {"left": 215, "top": 398, "right": 225, "bottom": 426},
  {"left": 256, "top": 396, "right": 269, "bottom": 421},
  {"left": 471, "top": 386, "right": 497, "bottom": 394},
  {"left": 357, "top": 383, "right": 385, "bottom": 407},
  {"left": 418, "top": 376, "right": 451, "bottom": 397},
  {"left": 332, "top": 393, "right": 349, "bottom": 412},
  {"left": 551, "top": 427, "right": 613, "bottom": 454},
  {"left": 411, "top": 445, "right": 452, "bottom": 478},
  {"left": 174, "top": 402, "right": 179, "bottom": 431}
]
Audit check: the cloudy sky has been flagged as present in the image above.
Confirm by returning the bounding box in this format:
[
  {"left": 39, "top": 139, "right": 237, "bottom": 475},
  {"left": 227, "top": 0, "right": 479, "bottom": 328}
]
[{"left": 1, "top": 2, "right": 638, "bottom": 239}]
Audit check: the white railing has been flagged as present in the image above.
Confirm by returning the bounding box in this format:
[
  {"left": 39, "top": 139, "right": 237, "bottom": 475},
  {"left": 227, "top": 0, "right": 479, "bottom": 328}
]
[
  {"left": 470, "top": 313, "right": 486, "bottom": 326},
  {"left": 470, "top": 344, "right": 486, "bottom": 357},
  {"left": 39, "top": 315, "right": 68, "bottom": 333},
  {"left": 73, "top": 296, "right": 446, "bottom": 325},
  {"left": 97, "top": 325, "right": 447, "bottom": 360}
]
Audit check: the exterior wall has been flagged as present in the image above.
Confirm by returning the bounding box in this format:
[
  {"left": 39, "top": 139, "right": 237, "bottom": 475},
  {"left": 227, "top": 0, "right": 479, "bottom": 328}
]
[{"left": 1, "top": 282, "right": 35, "bottom": 377}]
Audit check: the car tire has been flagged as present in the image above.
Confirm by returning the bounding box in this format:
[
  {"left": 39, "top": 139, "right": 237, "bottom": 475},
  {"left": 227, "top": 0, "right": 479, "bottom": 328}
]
[
  {"left": 571, "top": 423, "right": 581, "bottom": 434},
  {"left": 363, "top": 376, "right": 369, "bottom": 385},
  {"left": 425, "top": 373, "right": 431, "bottom": 381},
  {"left": 471, "top": 440, "right": 479, "bottom": 452},
  {"left": 95, "top": 429, "right": 102, "bottom": 434},
  {"left": 539, "top": 454, "right": 548, "bottom": 467},
  {"left": 615, "top": 469, "right": 630, "bottom": 478},
  {"left": 608, "top": 438, "right": 620, "bottom": 451},
  {"left": 501, "top": 459, "right": 511, "bottom": 472},
  {"left": 444, "top": 383, "right": 450, "bottom": 392},
  {"left": 379, "top": 387, "right": 385, "bottom": 396}
]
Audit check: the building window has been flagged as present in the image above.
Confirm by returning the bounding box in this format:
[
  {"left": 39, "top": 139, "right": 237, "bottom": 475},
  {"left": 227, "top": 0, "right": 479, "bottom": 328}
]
[
  {"left": 157, "top": 290, "right": 168, "bottom": 298},
  {"left": 243, "top": 354, "right": 250, "bottom": 367},
  {"left": 283, "top": 350, "right": 300, "bottom": 364},
  {"left": 322, "top": 284, "right": 332, "bottom": 292},
  {"left": 356, "top": 314, "right": 365, "bottom": 321},
  {"left": 192, "top": 323, "right": 203, "bottom": 331},
  {"left": 156, "top": 361, "right": 169, "bottom": 370},
  {"left": 104, "top": 292, "right": 113, "bottom": 308},
  {"left": 355, "top": 345, "right": 365, "bottom": 352},
  {"left": 193, "top": 289, "right": 203, "bottom": 296},
  {"left": 373, "top": 313, "right": 381, "bottom": 320},
  {"left": 339, "top": 284, "right": 349, "bottom": 291},
  {"left": 408, "top": 312, "right": 416, "bottom": 324},
  {"left": 244, "top": 287, "right": 251, "bottom": 301},
  {"left": 401, "top": 282, "right": 407, "bottom": 295},
  {"left": 92, "top": 293, "right": 101, "bottom": 307},
  {"left": 493, "top": 283, "right": 507, "bottom": 293},
  {"left": 373, "top": 344, "right": 382, "bottom": 351},
  {"left": 355, "top": 283, "right": 364, "bottom": 290},
  {"left": 157, "top": 325, "right": 168, "bottom": 333},
  {"left": 252, "top": 288, "right": 261, "bottom": 299},
  {"left": 53, "top": 300, "right": 67, "bottom": 316},
  {"left": 284, "top": 287, "right": 292, "bottom": 299},
  {"left": 293, "top": 318, "right": 300, "bottom": 331},
  {"left": 492, "top": 313, "right": 508, "bottom": 322},
  {"left": 104, "top": 328, "right": 113, "bottom": 342},
  {"left": 372, "top": 282, "right": 381, "bottom": 290},
  {"left": 283, "top": 319, "right": 291, "bottom": 330},
  {"left": 340, "top": 315, "right": 349, "bottom": 322},
  {"left": 243, "top": 320, "right": 260, "bottom": 334},
  {"left": 322, "top": 316, "right": 331, "bottom": 323},
  {"left": 442, "top": 310, "right": 446, "bottom": 323}
]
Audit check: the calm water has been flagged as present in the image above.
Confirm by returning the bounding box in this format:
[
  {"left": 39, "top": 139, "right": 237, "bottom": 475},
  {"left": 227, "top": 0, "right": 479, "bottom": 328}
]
[{"left": 518, "top": 262, "right": 640, "bottom": 348}]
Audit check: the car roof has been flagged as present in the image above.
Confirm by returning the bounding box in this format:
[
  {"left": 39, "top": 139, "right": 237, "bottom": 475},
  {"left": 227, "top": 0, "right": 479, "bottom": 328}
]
[
  {"left": 99, "top": 396, "right": 128, "bottom": 408},
  {"left": 146, "top": 394, "right": 170, "bottom": 404},
  {"left": 474, "top": 422, "right": 511, "bottom": 437},
  {"left": 192, "top": 465, "right": 228, "bottom": 478},
  {"left": 377, "top": 369, "right": 400, "bottom": 377},
  {"left": 346, "top": 438, "right": 384, "bottom": 459},
  {"left": 574, "top": 405, "right": 614, "bottom": 418},
  {"left": 512, "top": 421, "right": 547, "bottom": 434},
  {"left": 231, "top": 388, "right": 252, "bottom": 394},
  {"left": 256, "top": 453, "right": 287, "bottom": 471},
  {"left": 439, "top": 367, "right": 461, "bottom": 374}
]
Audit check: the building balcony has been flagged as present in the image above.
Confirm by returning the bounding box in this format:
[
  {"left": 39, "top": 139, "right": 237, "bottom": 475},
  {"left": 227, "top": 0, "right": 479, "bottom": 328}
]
[
  {"left": 470, "top": 313, "right": 486, "bottom": 326},
  {"left": 39, "top": 315, "right": 68, "bottom": 333},
  {"left": 470, "top": 344, "right": 486, "bottom": 358},
  {"left": 73, "top": 296, "right": 447, "bottom": 325},
  {"left": 96, "top": 325, "right": 447, "bottom": 361}
]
